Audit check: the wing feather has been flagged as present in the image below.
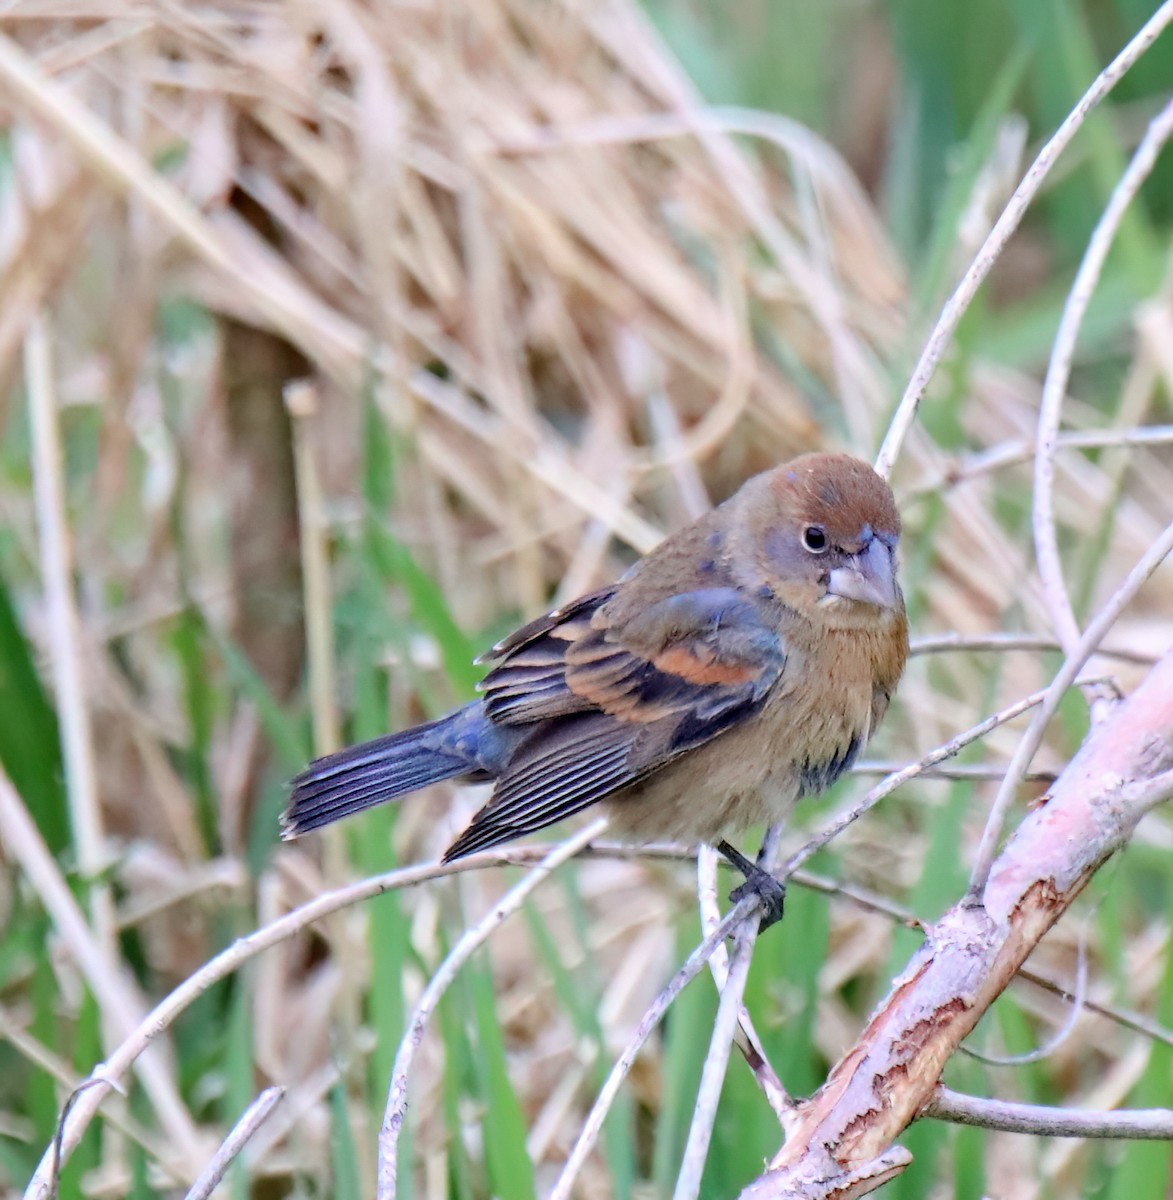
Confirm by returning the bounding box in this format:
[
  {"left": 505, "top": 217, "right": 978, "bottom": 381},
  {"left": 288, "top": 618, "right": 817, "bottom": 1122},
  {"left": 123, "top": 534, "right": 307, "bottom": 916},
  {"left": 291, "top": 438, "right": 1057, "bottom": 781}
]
[
  {"left": 443, "top": 715, "right": 638, "bottom": 858},
  {"left": 444, "top": 586, "right": 789, "bottom": 861}
]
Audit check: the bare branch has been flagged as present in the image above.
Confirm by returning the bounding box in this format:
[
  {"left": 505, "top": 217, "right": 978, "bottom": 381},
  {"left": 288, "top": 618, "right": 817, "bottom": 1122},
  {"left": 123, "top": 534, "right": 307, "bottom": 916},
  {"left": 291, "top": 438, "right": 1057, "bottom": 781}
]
[
  {"left": 1033, "top": 96, "right": 1173, "bottom": 654},
  {"left": 23, "top": 749, "right": 1172, "bottom": 1199},
  {"left": 739, "top": 647, "right": 1173, "bottom": 1199},
  {"left": 22, "top": 829, "right": 619, "bottom": 1197},
  {"left": 923, "top": 1087, "right": 1173, "bottom": 1140},
  {"left": 676, "top": 924, "right": 759, "bottom": 1200},
  {"left": 183, "top": 1088, "right": 285, "bottom": 1200},
  {"left": 550, "top": 897, "right": 762, "bottom": 1200},
  {"left": 852, "top": 761, "right": 1055, "bottom": 783},
  {"left": 676, "top": 827, "right": 787, "bottom": 1200},
  {"left": 874, "top": 0, "right": 1173, "bottom": 478},
  {"left": 785, "top": 682, "right": 1084, "bottom": 877},
  {"left": 961, "top": 927, "right": 1088, "bottom": 1067},
  {"left": 1017, "top": 969, "right": 1173, "bottom": 1051},
  {"left": 909, "top": 630, "right": 1158, "bottom": 664},
  {"left": 903, "top": 425, "right": 1173, "bottom": 505},
  {"left": 377, "top": 817, "right": 608, "bottom": 1200},
  {"left": 697, "top": 843, "right": 794, "bottom": 1122},
  {"left": 969, "top": 520, "right": 1173, "bottom": 894}
]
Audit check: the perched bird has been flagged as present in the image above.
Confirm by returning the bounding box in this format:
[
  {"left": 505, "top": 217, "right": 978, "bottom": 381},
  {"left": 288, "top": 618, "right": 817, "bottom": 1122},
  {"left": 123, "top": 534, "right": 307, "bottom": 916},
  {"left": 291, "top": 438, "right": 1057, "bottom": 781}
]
[{"left": 283, "top": 453, "right": 908, "bottom": 922}]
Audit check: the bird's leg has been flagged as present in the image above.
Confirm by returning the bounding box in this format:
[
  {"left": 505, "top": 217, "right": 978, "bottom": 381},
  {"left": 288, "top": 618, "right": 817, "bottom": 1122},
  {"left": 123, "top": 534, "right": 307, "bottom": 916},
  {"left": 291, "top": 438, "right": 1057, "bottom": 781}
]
[{"left": 716, "top": 839, "right": 787, "bottom": 930}]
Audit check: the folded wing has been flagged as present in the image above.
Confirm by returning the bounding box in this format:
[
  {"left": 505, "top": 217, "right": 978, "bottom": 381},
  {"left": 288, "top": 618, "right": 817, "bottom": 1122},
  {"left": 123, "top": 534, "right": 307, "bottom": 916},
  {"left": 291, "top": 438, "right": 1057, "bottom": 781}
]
[{"left": 444, "top": 587, "right": 786, "bottom": 859}]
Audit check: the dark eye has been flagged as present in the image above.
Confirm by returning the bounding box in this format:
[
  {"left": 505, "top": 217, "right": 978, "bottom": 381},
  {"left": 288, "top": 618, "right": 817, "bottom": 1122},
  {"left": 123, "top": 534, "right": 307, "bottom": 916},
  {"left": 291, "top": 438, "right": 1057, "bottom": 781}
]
[{"left": 802, "top": 525, "right": 828, "bottom": 554}]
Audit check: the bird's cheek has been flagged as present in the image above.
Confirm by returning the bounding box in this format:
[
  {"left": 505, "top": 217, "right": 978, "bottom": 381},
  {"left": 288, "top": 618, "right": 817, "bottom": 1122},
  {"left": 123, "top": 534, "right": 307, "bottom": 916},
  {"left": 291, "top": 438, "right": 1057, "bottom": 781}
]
[{"left": 767, "top": 575, "right": 824, "bottom": 614}]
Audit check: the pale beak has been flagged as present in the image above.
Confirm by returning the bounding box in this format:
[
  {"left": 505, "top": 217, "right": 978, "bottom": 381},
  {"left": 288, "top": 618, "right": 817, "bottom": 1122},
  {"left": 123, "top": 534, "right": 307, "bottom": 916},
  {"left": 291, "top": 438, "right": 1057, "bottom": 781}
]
[{"left": 827, "top": 538, "right": 899, "bottom": 610}]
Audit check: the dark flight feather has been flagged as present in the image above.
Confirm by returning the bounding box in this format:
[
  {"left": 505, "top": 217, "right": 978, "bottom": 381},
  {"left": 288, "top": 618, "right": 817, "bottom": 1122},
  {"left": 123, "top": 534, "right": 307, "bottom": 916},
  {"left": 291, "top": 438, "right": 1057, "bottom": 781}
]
[{"left": 442, "top": 589, "right": 787, "bottom": 859}]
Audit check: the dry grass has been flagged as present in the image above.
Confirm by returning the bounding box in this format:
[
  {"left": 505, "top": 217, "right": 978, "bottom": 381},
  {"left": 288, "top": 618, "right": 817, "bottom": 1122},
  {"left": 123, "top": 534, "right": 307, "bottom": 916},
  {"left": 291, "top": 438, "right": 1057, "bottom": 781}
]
[{"left": 0, "top": 2, "right": 1171, "bottom": 1199}]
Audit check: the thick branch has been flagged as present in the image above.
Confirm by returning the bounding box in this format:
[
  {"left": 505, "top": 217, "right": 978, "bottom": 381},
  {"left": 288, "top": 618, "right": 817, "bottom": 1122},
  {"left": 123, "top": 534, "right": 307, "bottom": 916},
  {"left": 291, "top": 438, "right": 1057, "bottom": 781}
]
[{"left": 740, "top": 647, "right": 1173, "bottom": 1199}]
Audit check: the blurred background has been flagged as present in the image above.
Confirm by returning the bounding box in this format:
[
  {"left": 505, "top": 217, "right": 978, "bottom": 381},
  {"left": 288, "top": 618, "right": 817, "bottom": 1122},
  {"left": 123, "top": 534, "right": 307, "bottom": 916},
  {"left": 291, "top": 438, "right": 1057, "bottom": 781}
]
[{"left": 0, "top": 1, "right": 1172, "bottom": 1197}]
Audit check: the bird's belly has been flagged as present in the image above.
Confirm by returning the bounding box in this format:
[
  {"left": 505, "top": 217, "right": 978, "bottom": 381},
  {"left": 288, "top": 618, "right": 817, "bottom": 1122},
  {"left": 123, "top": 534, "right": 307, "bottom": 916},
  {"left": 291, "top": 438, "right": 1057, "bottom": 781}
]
[
  {"left": 602, "top": 675, "right": 870, "bottom": 845},
  {"left": 603, "top": 712, "right": 801, "bottom": 844}
]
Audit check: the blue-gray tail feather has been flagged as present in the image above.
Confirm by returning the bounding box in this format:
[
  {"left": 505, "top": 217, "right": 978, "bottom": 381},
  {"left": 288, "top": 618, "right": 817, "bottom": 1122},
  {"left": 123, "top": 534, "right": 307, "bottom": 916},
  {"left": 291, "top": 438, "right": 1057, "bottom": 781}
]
[{"left": 282, "top": 703, "right": 500, "bottom": 837}]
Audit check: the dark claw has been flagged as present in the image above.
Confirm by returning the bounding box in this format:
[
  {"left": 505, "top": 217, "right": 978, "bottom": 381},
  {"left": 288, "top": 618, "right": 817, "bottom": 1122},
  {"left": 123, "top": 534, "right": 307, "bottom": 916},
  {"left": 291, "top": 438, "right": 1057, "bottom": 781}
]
[{"left": 716, "top": 839, "right": 787, "bottom": 931}]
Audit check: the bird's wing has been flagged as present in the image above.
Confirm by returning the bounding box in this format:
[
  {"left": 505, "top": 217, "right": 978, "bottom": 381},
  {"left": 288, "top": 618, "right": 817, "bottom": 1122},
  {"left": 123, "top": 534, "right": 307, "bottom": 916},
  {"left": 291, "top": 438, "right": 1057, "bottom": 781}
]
[
  {"left": 476, "top": 587, "right": 616, "bottom": 724},
  {"left": 445, "top": 587, "right": 786, "bottom": 859}
]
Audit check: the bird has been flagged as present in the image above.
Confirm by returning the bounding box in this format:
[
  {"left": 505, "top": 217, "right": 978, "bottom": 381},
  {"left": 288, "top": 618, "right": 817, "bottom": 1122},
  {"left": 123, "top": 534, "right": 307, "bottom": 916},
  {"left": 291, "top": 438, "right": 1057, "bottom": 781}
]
[{"left": 282, "top": 452, "right": 908, "bottom": 925}]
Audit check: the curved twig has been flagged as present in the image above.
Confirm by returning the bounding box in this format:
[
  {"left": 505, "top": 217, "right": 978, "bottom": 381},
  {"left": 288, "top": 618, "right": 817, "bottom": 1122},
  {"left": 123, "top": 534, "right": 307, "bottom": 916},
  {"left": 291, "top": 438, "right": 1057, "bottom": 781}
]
[
  {"left": 740, "top": 648, "right": 1173, "bottom": 1199},
  {"left": 874, "top": 0, "right": 1173, "bottom": 478},
  {"left": 549, "top": 899, "right": 760, "bottom": 1200},
  {"left": 377, "top": 818, "right": 608, "bottom": 1199},
  {"left": 968, "top": 520, "right": 1173, "bottom": 895},
  {"left": 676, "top": 827, "right": 786, "bottom": 1200},
  {"left": 1033, "top": 96, "right": 1173, "bottom": 654}
]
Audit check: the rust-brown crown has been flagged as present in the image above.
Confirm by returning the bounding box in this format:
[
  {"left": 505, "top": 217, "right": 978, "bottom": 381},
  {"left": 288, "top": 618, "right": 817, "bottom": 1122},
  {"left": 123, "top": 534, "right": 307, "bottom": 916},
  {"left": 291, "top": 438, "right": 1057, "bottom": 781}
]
[{"left": 769, "top": 453, "right": 900, "bottom": 547}]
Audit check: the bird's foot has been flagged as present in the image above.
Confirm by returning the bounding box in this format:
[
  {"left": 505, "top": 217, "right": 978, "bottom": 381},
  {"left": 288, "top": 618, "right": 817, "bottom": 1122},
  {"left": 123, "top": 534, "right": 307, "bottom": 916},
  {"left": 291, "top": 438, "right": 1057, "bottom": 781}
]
[{"left": 716, "top": 839, "right": 786, "bottom": 931}]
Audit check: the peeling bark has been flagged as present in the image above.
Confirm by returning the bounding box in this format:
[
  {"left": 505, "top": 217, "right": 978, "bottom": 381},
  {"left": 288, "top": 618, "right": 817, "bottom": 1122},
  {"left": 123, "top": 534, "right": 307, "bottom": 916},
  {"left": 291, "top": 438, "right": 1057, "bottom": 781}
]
[{"left": 741, "top": 648, "right": 1173, "bottom": 1199}]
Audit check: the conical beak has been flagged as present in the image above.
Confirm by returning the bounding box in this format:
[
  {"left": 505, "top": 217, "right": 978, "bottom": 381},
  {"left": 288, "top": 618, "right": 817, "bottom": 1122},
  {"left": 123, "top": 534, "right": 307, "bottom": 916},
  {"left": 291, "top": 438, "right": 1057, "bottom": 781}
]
[{"left": 827, "top": 538, "right": 899, "bottom": 610}]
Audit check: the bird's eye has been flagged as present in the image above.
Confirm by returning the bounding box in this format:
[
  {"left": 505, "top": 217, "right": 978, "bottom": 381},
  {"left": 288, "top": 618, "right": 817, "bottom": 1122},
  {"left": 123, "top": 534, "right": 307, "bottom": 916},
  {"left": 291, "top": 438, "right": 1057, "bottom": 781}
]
[{"left": 802, "top": 525, "right": 828, "bottom": 554}]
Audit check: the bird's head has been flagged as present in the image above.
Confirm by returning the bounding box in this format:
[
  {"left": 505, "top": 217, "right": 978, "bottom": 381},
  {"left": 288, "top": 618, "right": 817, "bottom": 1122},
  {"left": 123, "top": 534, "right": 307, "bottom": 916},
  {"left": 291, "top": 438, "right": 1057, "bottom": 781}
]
[{"left": 743, "top": 453, "right": 904, "bottom": 629}]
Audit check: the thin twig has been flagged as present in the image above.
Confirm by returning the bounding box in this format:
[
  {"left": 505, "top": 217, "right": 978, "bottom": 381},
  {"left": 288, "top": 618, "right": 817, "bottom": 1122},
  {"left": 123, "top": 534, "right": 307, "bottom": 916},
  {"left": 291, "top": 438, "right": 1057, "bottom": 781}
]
[
  {"left": 743, "top": 649, "right": 1173, "bottom": 1197},
  {"left": 1033, "top": 96, "right": 1173, "bottom": 654},
  {"left": 376, "top": 817, "right": 609, "bottom": 1200},
  {"left": 675, "top": 828, "right": 786, "bottom": 1200},
  {"left": 963, "top": 924, "right": 1089, "bottom": 1066},
  {"left": 19, "top": 836, "right": 608, "bottom": 1196},
  {"left": 922, "top": 1086, "right": 1173, "bottom": 1140},
  {"left": 851, "top": 760, "right": 1055, "bottom": 783},
  {"left": 874, "top": 0, "right": 1173, "bottom": 477},
  {"left": 785, "top": 682, "right": 1092, "bottom": 878},
  {"left": 904, "top": 425, "right": 1173, "bottom": 503},
  {"left": 676, "top": 927, "right": 758, "bottom": 1200},
  {"left": 50, "top": 1079, "right": 123, "bottom": 1200},
  {"left": 698, "top": 859, "right": 1173, "bottom": 1055},
  {"left": 183, "top": 1088, "right": 285, "bottom": 1200},
  {"left": 909, "top": 630, "right": 1157, "bottom": 664},
  {"left": 696, "top": 846, "right": 792, "bottom": 1122},
  {"left": 1018, "top": 968, "right": 1173, "bottom": 1050},
  {"left": 23, "top": 797, "right": 1173, "bottom": 1198},
  {"left": 968, "top": 519, "right": 1173, "bottom": 894},
  {"left": 549, "top": 898, "right": 760, "bottom": 1200},
  {"left": 0, "top": 1010, "right": 175, "bottom": 1172}
]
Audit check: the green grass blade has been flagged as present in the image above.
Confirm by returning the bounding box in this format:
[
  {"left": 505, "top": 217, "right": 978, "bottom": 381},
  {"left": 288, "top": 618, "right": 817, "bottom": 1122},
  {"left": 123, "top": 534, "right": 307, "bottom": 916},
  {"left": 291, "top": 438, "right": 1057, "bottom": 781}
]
[
  {"left": 0, "top": 574, "right": 67, "bottom": 853},
  {"left": 652, "top": 917, "right": 715, "bottom": 1197},
  {"left": 224, "top": 980, "right": 254, "bottom": 1200},
  {"left": 330, "top": 1082, "right": 364, "bottom": 1200},
  {"left": 468, "top": 954, "right": 537, "bottom": 1200}
]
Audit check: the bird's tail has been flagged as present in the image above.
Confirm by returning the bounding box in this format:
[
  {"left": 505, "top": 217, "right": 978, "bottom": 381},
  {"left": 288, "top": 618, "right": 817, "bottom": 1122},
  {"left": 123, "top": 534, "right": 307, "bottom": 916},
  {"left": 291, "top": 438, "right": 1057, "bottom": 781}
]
[{"left": 282, "top": 705, "right": 490, "bottom": 838}]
